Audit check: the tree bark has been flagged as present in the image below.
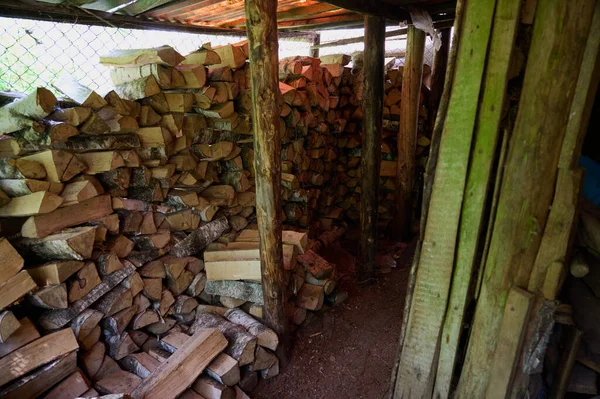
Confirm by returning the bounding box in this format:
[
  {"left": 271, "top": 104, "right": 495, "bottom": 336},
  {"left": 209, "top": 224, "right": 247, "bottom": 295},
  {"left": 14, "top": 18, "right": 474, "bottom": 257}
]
[
  {"left": 245, "top": 0, "right": 290, "bottom": 362},
  {"left": 359, "top": 15, "right": 385, "bottom": 279}
]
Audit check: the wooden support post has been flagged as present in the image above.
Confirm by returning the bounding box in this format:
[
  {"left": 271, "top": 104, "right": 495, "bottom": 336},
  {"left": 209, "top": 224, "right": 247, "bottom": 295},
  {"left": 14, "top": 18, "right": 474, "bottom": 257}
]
[
  {"left": 395, "top": 25, "right": 425, "bottom": 240},
  {"left": 429, "top": 28, "right": 451, "bottom": 137},
  {"left": 245, "top": 0, "right": 291, "bottom": 362},
  {"left": 310, "top": 34, "right": 321, "bottom": 58},
  {"left": 359, "top": 15, "right": 385, "bottom": 279}
]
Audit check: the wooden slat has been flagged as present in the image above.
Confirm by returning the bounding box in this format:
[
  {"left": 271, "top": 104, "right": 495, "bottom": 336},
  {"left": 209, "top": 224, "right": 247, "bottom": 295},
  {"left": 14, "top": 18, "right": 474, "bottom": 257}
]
[
  {"left": 393, "top": 0, "right": 496, "bottom": 397},
  {"left": 433, "top": 0, "right": 522, "bottom": 395}
]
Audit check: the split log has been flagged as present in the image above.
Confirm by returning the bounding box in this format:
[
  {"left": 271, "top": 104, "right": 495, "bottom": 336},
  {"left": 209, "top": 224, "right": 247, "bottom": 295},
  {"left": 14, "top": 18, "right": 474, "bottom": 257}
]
[
  {"left": 0, "top": 270, "right": 38, "bottom": 309},
  {"left": 110, "top": 64, "right": 173, "bottom": 88},
  {"left": 49, "top": 107, "right": 91, "bottom": 126},
  {"left": 190, "top": 312, "right": 257, "bottom": 366},
  {"left": 235, "top": 229, "right": 307, "bottom": 253},
  {"left": 94, "top": 251, "right": 123, "bottom": 276},
  {"left": 95, "top": 370, "right": 142, "bottom": 395},
  {"left": 44, "top": 370, "right": 90, "bottom": 399},
  {"left": 0, "top": 191, "right": 61, "bottom": 217},
  {"left": 28, "top": 283, "right": 68, "bottom": 309},
  {"left": 132, "top": 310, "right": 160, "bottom": 330},
  {"left": 169, "top": 217, "right": 229, "bottom": 257},
  {"left": 192, "top": 376, "right": 235, "bottom": 399},
  {"left": 224, "top": 309, "right": 279, "bottom": 350},
  {"left": 238, "top": 367, "right": 258, "bottom": 393},
  {"left": 100, "top": 46, "right": 184, "bottom": 67},
  {"left": 295, "top": 283, "right": 324, "bottom": 310},
  {"left": 60, "top": 180, "right": 103, "bottom": 206},
  {"left": 21, "top": 194, "right": 113, "bottom": 238},
  {"left": 17, "top": 226, "right": 96, "bottom": 261},
  {"left": 68, "top": 262, "right": 101, "bottom": 303},
  {"left": 0, "top": 311, "right": 20, "bottom": 343},
  {"left": 27, "top": 260, "right": 84, "bottom": 286},
  {"left": 297, "top": 249, "right": 333, "bottom": 279},
  {"left": 0, "top": 178, "right": 55, "bottom": 197},
  {"left": 0, "top": 238, "right": 24, "bottom": 285},
  {"left": 250, "top": 346, "right": 277, "bottom": 371},
  {"left": 121, "top": 352, "right": 161, "bottom": 379},
  {"left": 220, "top": 296, "right": 246, "bottom": 309},
  {"left": 53, "top": 74, "right": 107, "bottom": 109},
  {"left": 94, "top": 285, "right": 132, "bottom": 317},
  {"left": 0, "top": 88, "right": 57, "bottom": 133},
  {"left": 207, "top": 353, "right": 241, "bottom": 386},
  {"left": 106, "top": 331, "right": 140, "bottom": 360},
  {"left": 0, "top": 158, "right": 46, "bottom": 179},
  {"left": 38, "top": 262, "right": 135, "bottom": 329},
  {"left": 115, "top": 76, "right": 162, "bottom": 101}
]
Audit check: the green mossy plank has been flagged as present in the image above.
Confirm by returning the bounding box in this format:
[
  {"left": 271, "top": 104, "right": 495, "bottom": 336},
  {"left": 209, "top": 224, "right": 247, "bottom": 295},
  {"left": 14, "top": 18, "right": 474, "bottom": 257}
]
[
  {"left": 392, "top": 0, "right": 497, "bottom": 397},
  {"left": 433, "top": 0, "right": 523, "bottom": 396}
]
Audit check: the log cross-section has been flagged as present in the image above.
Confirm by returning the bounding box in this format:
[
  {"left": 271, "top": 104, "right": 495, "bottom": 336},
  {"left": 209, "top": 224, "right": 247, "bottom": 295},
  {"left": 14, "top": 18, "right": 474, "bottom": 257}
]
[
  {"left": 359, "top": 15, "right": 385, "bottom": 278},
  {"left": 245, "top": 0, "right": 291, "bottom": 361}
]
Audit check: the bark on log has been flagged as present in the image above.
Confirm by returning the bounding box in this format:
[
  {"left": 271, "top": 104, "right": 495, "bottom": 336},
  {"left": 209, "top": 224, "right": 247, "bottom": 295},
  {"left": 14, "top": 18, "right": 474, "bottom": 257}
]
[{"left": 169, "top": 217, "right": 229, "bottom": 257}]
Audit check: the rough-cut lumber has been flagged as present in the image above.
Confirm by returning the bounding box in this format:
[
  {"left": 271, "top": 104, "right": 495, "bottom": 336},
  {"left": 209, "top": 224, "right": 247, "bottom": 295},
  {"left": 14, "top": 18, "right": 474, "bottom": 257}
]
[
  {"left": 21, "top": 194, "right": 113, "bottom": 238},
  {"left": 191, "top": 312, "right": 256, "bottom": 366},
  {"left": 169, "top": 217, "right": 229, "bottom": 257},
  {"left": 205, "top": 280, "right": 264, "bottom": 304},
  {"left": 0, "top": 317, "right": 40, "bottom": 357},
  {"left": 0, "top": 328, "right": 78, "bottom": 387},
  {"left": 17, "top": 226, "right": 96, "bottom": 261},
  {"left": 95, "top": 370, "right": 142, "bottom": 395},
  {"left": 100, "top": 46, "right": 185, "bottom": 67},
  {"left": 28, "top": 283, "right": 68, "bottom": 309},
  {"left": 38, "top": 262, "right": 135, "bottom": 329},
  {"left": 0, "top": 238, "right": 24, "bottom": 285},
  {"left": 27, "top": 260, "right": 84, "bottom": 286},
  {"left": 44, "top": 370, "right": 90, "bottom": 399},
  {"left": 130, "top": 328, "right": 228, "bottom": 399},
  {"left": 0, "top": 351, "right": 77, "bottom": 399},
  {"left": 225, "top": 309, "right": 279, "bottom": 351},
  {"left": 205, "top": 259, "right": 261, "bottom": 282},
  {"left": 485, "top": 287, "right": 533, "bottom": 399},
  {"left": 0, "top": 270, "right": 37, "bottom": 310}
]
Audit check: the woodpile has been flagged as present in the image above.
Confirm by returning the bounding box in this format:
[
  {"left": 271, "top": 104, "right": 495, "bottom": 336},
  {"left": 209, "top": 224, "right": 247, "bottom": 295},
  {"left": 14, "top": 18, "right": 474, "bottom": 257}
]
[{"left": 0, "top": 44, "right": 350, "bottom": 397}]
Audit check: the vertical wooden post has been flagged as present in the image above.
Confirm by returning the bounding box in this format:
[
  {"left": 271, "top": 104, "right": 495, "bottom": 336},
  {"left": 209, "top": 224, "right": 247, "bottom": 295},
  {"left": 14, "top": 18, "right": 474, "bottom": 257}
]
[
  {"left": 244, "top": 0, "right": 291, "bottom": 361},
  {"left": 429, "top": 28, "right": 451, "bottom": 137},
  {"left": 360, "top": 15, "right": 385, "bottom": 278},
  {"left": 395, "top": 25, "right": 425, "bottom": 240},
  {"left": 310, "top": 33, "right": 321, "bottom": 58}
]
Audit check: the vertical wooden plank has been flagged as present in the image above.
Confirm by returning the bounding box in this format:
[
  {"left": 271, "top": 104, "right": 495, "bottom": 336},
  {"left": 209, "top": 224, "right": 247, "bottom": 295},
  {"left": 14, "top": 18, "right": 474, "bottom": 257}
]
[
  {"left": 395, "top": 25, "right": 425, "bottom": 240},
  {"left": 359, "top": 15, "right": 385, "bottom": 279},
  {"left": 392, "top": 0, "right": 497, "bottom": 397},
  {"left": 310, "top": 34, "right": 321, "bottom": 58},
  {"left": 558, "top": 0, "right": 600, "bottom": 169},
  {"left": 433, "top": 0, "right": 522, "bottom": 396},
  {"left": 485, "top": 287, "right": 534, "bottom": 399},
  {"left": 456, "top": 0, "right": 597, "bottom": 396},
  {"left": 428, "top": 28, "right": 451, "bottom": 137},
  {"left": 244, "top": 0, "right": 291, "bottom": 361}
]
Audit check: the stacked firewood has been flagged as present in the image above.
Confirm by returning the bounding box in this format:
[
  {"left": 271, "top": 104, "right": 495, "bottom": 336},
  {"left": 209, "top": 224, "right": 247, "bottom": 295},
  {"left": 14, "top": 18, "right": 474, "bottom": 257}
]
[{"left": 334, "top": 63, "right": 431, "bottom": 227}]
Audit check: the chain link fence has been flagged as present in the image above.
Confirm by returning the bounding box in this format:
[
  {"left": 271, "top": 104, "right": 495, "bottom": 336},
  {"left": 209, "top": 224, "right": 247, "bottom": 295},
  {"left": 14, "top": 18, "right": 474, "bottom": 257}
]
[
  {"left": 0, "top": 17, "right": 311, "bottom": 95},
  {"left": 0, "top": 16, "right": 436, "bottom": 96}
]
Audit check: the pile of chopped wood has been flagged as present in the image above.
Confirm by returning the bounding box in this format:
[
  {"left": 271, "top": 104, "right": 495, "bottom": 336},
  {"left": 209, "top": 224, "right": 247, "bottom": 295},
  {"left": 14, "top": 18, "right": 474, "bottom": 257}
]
[{"left": 0, "top": 44, "right": 357, "bottom": 398}]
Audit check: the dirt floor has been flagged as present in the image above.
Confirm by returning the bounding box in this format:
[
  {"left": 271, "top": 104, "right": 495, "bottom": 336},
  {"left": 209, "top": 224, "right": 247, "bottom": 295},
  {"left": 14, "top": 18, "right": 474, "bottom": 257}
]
[{"left": 252, "top": 233, "right": 414, "bottom": 399}]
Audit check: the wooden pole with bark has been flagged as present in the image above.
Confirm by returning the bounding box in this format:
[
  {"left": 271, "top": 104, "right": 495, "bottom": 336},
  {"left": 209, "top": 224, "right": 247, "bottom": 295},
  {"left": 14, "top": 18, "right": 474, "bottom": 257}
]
[
  {"left": 244, "top": 0, "right": 291, "bottom": 362},
  {"left": 359, "top": 15, "right": 385, "bottom": 279},
  {"left": 395, "top": 25, "right": 426, "bottom": 240}
]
